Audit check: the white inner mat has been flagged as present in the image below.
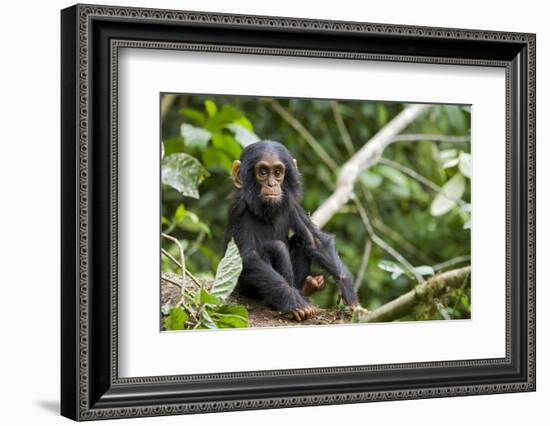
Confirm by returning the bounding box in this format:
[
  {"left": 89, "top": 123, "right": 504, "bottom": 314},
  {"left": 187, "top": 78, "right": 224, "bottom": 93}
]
[{"left": 118, "top": 48, "right": 506, "bottom": 378}]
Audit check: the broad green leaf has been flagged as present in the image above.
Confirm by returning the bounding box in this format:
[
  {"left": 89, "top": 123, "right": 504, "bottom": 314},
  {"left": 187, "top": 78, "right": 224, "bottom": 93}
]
[
  {"left": 233, "top": 116, "right": 254, "bottom": 131},
  {"left": 202, "top": 148, "right": 233, "bottom": 173},
  {"left": 204, "top": 99, "right": 218, "bottom": 117},
  {"left": 163, "top": 307, "right": 188, "bottom": 331},
  {"left": 226, "top": 123, "right": 260, "bottom": 147},
  {"left": 181, "top": 123, "right": 211, "bottom": 149},
  {"left": 444, "top": 105, "right": 466, "bottom": 132},
  {"left": 173, "top": 206, "right": 211, "bottom": 236},
  {"left": 161, "top": 153, "right": 210, "bottom": 199},
  {"left": 211, "top": 239, "right": 243, "bottom": 300},
  {"left": 199, "top": 288, "right": 221, "bottom": 307},
  {"left": 162, "top": 136, "right": 185, "bottom": 156},
  {"left": 199, "top": 309, "right": 217, "bottom": 329},
  {"left": 439, "top": 149, "right": 458, "bottom": 161},
  {"left": 430, "top": 173, "right": 466, "bottom": 216},
  {"left": 180, "top": 108, "right": 206, "bottom": 126},
  {"left": 212, "top": 133, "right": 242, "bottom": 160},
  {"left": 442, "top": 158, "right": 459, "bottom": 169},
  {"left": 212, "top": 304, "right": 249, "bottom": 328},
  {"left": 459, "top": 152, "right": 472, "bottom": 178}
]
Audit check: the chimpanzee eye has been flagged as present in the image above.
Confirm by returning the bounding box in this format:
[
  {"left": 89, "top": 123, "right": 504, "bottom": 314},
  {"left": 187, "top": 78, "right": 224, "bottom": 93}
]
[
  {"left": 274, "top": 169, "right": 281, "bottom": 177},
  {"left": 259, "top": 168, "right": 268, "bottom": 177}
]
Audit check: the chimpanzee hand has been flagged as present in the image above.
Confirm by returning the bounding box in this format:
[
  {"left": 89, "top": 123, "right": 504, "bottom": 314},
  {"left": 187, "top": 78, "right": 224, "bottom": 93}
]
[
  {"left": 301, "top": 275, "right": 326, "bottom": 296},
  {"left": 291, "top": 303, "right": 319, "bottom": 321}
]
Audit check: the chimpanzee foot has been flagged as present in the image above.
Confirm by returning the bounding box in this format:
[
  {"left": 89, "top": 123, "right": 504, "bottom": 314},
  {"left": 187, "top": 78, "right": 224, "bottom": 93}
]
[
  {"left": 291, "top": 303, "right": 319, "bottom": 321},
  {"left": 301, "top": 275, "right": 326, "bottom": 296}
]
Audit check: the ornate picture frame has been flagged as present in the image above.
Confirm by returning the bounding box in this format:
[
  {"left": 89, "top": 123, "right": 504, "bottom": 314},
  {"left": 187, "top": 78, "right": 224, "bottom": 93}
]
[{"left": 61, "top": 3, "right": 535, "bottom": 421}]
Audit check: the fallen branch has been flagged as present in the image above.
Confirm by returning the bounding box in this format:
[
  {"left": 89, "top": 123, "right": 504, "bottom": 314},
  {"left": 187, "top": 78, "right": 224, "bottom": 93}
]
[{"left": 361, "top": 266, "right": 471, "bottom": 323}]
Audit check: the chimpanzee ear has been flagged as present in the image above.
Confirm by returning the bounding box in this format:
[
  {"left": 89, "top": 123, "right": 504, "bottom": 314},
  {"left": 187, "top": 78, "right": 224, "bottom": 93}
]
[
  {"left": 231, "top": 160, "right": 242, "bottom": 188},
  {"left": 293, "top": 158, "right": 298, "bottom": 170}
]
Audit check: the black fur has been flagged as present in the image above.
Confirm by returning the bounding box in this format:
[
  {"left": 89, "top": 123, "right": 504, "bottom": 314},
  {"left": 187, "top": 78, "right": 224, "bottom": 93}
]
[{"left": 225, "top": 140, "right": 359, "bottom": 313}]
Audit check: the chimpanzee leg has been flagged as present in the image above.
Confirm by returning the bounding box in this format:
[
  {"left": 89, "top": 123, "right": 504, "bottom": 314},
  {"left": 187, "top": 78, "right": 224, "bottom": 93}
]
[
  {"left": 289, "top": 235, "right": 311, "bottom": 290},
  {"left": 261, "top": 240, "right": 295, "bottom": 285}
]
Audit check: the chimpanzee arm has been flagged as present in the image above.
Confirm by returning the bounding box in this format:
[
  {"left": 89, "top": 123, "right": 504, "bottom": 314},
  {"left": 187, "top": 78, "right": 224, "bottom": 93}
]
[{"left": 290, "top": 204, "right": 359, "bottom": 307}]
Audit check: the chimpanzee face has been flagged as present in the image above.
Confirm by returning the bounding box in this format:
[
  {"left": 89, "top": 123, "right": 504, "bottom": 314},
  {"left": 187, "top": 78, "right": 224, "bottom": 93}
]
[{"left": 254, "top": 152, "right": 286, "bottom": 204}]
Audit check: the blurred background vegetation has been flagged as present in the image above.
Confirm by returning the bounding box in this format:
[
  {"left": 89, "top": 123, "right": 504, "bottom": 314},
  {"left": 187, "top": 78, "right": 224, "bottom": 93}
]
[{"left": 161, "top": 94, "right": 471, "bottom": 322}]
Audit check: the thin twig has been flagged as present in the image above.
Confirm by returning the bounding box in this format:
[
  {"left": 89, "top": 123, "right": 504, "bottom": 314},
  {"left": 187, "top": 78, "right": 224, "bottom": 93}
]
[
  {"left": 160, "top": 235, "right": 202, "bottom": 288},
  {"left": 270, "top": 99, "right": 339, "bottom": 173},
  {"left": 354, "top": 238, "right": 372, "bottom": 292},
  {"left": 330, "top": 101, "right": 356, "bottom": 156},
  {"left": 378, "top": 157, "right": 468, "bottom": 208},
  {"left": 352, "top": 194, "right": 425, "bottom": 284},
  {"left": 359, "top": 185, "right": 430, "bottom": 262},
  {"left": 433, "top": 255, "right": 471, "bottom": 272}
]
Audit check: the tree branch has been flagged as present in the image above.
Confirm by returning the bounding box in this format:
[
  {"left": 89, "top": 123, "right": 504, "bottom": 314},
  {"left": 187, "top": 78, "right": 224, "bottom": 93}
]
[
  {"left": 311, "top": 104, "right": 430, "bottom": 227},
  {"left": 361, "top": 266, "right": 470, "bottom": 323}
]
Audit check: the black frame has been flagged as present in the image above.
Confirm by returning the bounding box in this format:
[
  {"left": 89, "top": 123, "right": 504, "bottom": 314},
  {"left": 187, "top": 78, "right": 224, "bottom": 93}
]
[{"left": 61, "top": 3, "right": 536, "bottom": 421}]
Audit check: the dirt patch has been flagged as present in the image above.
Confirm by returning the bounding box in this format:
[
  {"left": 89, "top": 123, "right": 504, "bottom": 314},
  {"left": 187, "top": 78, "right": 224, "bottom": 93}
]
[{"left": 161, "top": 272, "right": 352, "bottom": 328}]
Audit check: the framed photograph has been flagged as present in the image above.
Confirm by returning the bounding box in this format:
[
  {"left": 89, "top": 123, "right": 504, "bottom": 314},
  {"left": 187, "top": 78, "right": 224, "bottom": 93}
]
[{"left": 61, "top": 3, "right": 536, "bottom": 421}]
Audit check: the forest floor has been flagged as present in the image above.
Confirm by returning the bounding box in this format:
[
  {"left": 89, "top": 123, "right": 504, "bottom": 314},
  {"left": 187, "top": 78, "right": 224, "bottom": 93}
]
[{"left": 161, "top": 277, "right": 353, "bottom": 328}]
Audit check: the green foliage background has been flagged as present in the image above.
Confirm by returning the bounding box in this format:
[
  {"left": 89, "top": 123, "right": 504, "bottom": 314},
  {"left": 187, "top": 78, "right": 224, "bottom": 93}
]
[{"left": 161, "top": 94, "right": 471, "bottom": 321}]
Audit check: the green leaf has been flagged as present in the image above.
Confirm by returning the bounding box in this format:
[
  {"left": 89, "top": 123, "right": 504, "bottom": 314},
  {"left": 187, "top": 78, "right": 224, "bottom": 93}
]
[
  {"left": 202, "top": 148, "right": 233, "bottom": 173},
  {"left": 211, "top": 239, "right": 243, "bottom": 300},
  {"left": 212, "top": 133, "right": 242, "bottom": 160},
  {"left": 442, "top": 157, "right": 459, "bottom": 169},
  {"left": 163, "top": 307, "right": 188, "bottom": 330},
  {"left": 199, "top": 288, "right": 221, "bottom": 307},
  {"left": 162, "top": 136, "right": 185, "bottom": 156},
  {"left": 204, "top": 99, "right": 218, "bottom": 117},
  {"left": 173, "top": 206, "right": 211, "bottom": 236},
  {"left": 226, "top": 123, "right": 260, "bottom": 147},
  {"left": 414, "top": 266, "right": 435, "bottom": 277},
  {"left": 378, "top": 260, "right": 406, "bottom": 280},
  {"left": 444, "top": 105, "right": 466, "bottom": 133},
  {"left": 161, "top": 153, "right": 210, "bottom": 199},
  {"left": 199, "top": 309, "right": 217, "bottom": 329},
  {"left": 181, "top": 123, "right": 211, "bottom": 149},
  {"left": 212, "top": 304, "right": 249, "bottom": 328},
  {"left": 379, "top": 261, "right": 435, "bottom": 280},
  {"left": 458, "top": 152, "right": 471, "bottom": 178},
  {"left": 430, "top": 173, "right": 466, "bottom": 216},
  {"left": 180, "top": 108, "right": 206, "bottom": 126}
]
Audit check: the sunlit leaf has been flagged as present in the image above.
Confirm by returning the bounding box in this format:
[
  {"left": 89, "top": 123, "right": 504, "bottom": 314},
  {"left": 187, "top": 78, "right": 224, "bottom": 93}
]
[
  {"left": 204, "top": 99, "right": 218, "bottom": 117},
  {"left": 163, "top": 307, "right": 188, "bottom": 331},
  {"left": 181, "top": 123, "right": 211, "bottom": 149},
  {"left": 211, "top": 239, "right": 243, "bottom": 300},
  {"left": 161, "top": 153, "right": 210, "bottom": 199},
  {"left": 459, "top": 152, "right": 472, "bottom": 178},
  {"left": 226, "top": 123, "right": 260, "bottom": 147},
  {"left": 430, "top": 173, "right": 465, "bottom": 216},
  {"left": 212, "top": 304, "right": 249, "bottom": 328}
]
